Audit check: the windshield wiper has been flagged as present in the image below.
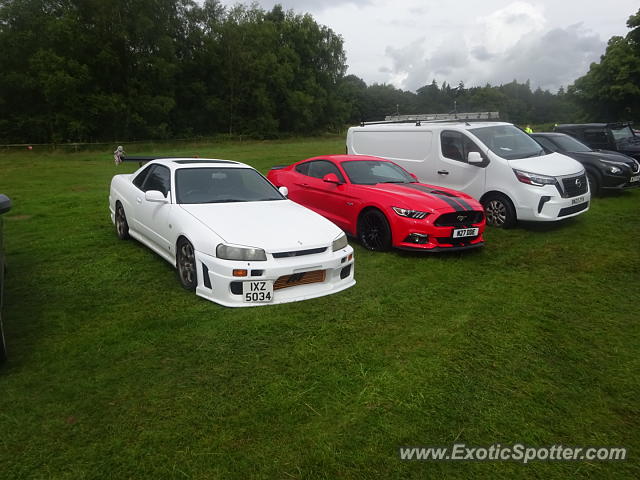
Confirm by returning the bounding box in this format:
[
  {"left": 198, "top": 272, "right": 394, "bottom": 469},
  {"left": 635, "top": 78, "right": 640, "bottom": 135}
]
[{"left": 521, "top": 149, "right": 545, "bottom": 158}]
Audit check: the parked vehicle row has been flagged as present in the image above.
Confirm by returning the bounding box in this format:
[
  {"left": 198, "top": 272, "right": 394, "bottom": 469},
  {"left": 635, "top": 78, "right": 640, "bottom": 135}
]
[{"left": 108, "top": 117, "right": 637, "bottom": 308}]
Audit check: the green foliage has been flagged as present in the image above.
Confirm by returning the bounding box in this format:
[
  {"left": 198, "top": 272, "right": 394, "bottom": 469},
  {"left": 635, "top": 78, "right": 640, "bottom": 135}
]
[
  {"left": 0, "top": 0, "right": 349, "bottom": 142},
  {"left": 569, "top": 8, "right": 640, "bottom": 122}
]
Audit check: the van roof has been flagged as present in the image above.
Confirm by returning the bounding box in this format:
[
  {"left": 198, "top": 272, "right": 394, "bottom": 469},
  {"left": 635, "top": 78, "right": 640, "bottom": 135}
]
[{"left": 350, "top": 121, "right": 512, "bottom": 130}]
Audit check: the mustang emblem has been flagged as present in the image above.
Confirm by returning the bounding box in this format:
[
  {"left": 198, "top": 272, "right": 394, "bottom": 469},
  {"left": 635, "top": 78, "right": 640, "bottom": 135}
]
[{"left": 457, "top": 215, "right": 467, "bottom": 222}]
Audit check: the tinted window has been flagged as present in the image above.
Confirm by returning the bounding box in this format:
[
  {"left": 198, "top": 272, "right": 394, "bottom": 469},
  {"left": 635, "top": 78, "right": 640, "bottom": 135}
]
[
  {"left": 533, "top": 136, "right": 558, "bottom": 152},
  {"left": 133, "top": 165, "right": 153, "bottom": 189},
  {"left": 584, "top": 129, "right": 609, "bottom": 145},
  {"left": 175, "top": 168, "right": 284, "bottom": 204},
  {"left": 295, "top": 162, "right": 310, "bottom": 175},
  {"left": 547, "top": 135, "right": 591, "bottom": 153},
  {"left": 142, "top": 165, "right": 171, "bottom": 196},
  {"left": 305, "top": 160, "right": 345, "bottom": 182}
]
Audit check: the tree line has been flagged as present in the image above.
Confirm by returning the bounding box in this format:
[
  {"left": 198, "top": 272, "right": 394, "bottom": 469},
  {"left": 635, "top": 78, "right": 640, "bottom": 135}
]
[{"left": 0, "top": 1, "right": 638, "bottom": 144}]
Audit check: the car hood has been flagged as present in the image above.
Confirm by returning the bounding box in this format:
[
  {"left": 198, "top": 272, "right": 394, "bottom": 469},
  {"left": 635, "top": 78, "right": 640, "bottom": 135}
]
[
  {"left": 508, "top": 152, "right": 583, "bottom": 176},
  {"left": 180, "top": 200, "right": 343, "bottom": 252},
  {"left": 566, "top": 150, "right": 638, "bottom": 166},
  {"left": 358, "top": 183, "right": 482, "bottom": 211}
]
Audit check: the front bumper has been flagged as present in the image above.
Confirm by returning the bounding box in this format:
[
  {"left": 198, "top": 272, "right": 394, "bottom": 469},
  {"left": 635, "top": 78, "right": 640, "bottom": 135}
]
[
  {"left": 194, "top": 246, "right": 355, "bottom": 307},
  {"left": 601, "top": 172, "right": 640, "bottom": 190},
  {"left": 391, "top": 215, "right": 485, "bottom": 251},
  {"left": 513, "top": 183, "right": 591, "bottom": 222}
]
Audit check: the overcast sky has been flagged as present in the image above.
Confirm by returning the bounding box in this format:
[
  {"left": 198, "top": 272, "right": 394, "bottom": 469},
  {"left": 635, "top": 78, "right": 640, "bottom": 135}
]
[{"left": 215, "top": 0, "right": 638, "bottom": 93}]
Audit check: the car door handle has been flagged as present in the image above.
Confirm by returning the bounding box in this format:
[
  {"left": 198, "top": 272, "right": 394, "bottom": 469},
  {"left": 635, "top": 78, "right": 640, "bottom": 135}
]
[
  {"left": 136, "top": 197, "right": 142, "bottom": 204},
  {"left": 437, "top": 170, "right": 449, "bottom": 175}
]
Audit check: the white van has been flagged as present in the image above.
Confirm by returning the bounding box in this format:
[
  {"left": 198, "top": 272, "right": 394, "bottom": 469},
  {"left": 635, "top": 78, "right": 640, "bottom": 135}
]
[{"left": 346, "top": 118, "right": 590, "bottom": 227}]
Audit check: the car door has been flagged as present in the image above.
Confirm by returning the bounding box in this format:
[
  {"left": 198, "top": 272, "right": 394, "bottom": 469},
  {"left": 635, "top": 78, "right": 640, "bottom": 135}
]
[
  {"left": 133, "top": 164, "right": 173, "bottom": 250},
  {"left": 434, "top": 130, "right": 488, "bottom": 199},
  {"left": 292, "top": 160, "right": 352, "bottom": 229}
]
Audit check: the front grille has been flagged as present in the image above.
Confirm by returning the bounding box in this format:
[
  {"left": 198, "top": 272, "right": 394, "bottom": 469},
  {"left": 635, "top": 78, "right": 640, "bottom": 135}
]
[
  {"left": 561, "top": 174, "right": 588, "bottom": 198},
  {"left": 274, "top": 270, "right": 325, "bottom": 290},
  {"left": 272, "top": 247, "right": 327, "bottom": 258},
  {"left": 434, "top": 211, "right": 484, "bottom": 227},
  {"left": 558, "top": 201, "right": 589, "bottom": 217}
]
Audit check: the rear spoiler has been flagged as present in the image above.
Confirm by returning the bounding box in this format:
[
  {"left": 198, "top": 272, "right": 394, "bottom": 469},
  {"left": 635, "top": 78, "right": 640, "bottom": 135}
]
[{"left": 269, "top": 165, "right": 287, "bottom": 170}]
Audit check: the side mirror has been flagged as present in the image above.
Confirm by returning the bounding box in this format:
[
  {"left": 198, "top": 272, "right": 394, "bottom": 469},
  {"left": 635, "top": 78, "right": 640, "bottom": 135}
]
[
  {"left": 467, "top": 151, "right": 483, "bottom": 164},
  {"left": 278, "top": 186, "right": 289, "bottom": 197},
  {"left": 323, "top": 173, "right": 342, "bottom": 184},
  {"left": 145, "top": 190, "right": 169, "bottom": 203},
  {"left": 0, "top": 194, "right": 12, "bottom": 215}
]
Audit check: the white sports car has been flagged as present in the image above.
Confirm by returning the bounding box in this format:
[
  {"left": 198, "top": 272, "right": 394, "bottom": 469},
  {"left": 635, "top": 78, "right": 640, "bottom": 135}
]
[{"left": 109, "top": 158, "right": 355, "bottom": 307}]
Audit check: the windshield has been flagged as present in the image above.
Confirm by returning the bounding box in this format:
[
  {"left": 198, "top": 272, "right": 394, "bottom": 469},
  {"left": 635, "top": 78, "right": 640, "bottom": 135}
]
[
  {"left": 549, "top": 134, "right": 592, "bottom": 153},
  {"left": 470, "top": 125, "right": 544, "bottom": 160},
  {"left": 175, "top": 167, "right": 284, "bottom": 204},
  {"left": 341, "top": 160, "right": 416, "bottom": 185},
  {"left": 610, "top": 125, "right": 635, "bottom": 142}
]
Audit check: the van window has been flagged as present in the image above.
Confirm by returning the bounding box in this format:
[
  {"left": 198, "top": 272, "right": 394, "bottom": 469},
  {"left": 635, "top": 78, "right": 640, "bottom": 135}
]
[
  {"left": 440, "top": 131, "right": 486, "bottom": 163},
  {"left": 352, "top": 130, "right": 432, "bottom": 161}
]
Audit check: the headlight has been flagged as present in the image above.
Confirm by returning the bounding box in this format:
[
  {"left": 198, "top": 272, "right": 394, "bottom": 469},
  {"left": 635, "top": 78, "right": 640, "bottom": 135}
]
[
  {"left": 216, "top": 244, "right": 267, "bottom": 261},
  {"left": 392, "top": 207, "right": 429, "bottom": 219},
  {"left": 513, "top": 169, "right": 557, "bottom": 187},
  {"left": 332, "top": 233, "right": 348, "bottom": 252},
  {"left": 599, "top": 159, "right": 624, "bottom": 174}
]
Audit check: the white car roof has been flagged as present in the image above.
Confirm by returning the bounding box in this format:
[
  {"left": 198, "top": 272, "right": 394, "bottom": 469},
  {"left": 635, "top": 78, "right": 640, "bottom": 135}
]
[{"left": 148, "top": 158, "right": 252, "bottom": 170}]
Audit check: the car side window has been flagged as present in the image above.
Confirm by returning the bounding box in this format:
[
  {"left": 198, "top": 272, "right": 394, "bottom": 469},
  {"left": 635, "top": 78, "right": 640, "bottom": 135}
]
[
  {"left": 133, "top": 165, "right": 153, "bottom": 189},
  {"left": 441, "top": 131, "right": 486, "bottom": 164},
  {"left": 295, "top": 162, "right": 310, "bottom": 175},
  {"left": 584, "top": 129, "right": 609, "bottom": 146},
  {"left": 535, "top": 137, "right": 557, "bottom": 152},
  {"left": 141, "top": 165, "right": 171, "bottom": 196},
  {"left": 305, "top": 160, "right": 345, "bottom": 182}
]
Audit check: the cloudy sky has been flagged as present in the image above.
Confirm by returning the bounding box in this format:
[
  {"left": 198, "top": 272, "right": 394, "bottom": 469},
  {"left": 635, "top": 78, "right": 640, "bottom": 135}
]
[{"left": 216, "top": 1, "right": 638, "bottom": 93}]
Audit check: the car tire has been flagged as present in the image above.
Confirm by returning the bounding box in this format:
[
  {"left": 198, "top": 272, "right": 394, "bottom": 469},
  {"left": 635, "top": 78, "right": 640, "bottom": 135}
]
[
  {"left": 587, "top": 172, "right": 600, "bottom": 196},
  {"left": 482, "top": 193, "right": 516, "bottom": 228},
  {"left": 176, "top": 238, "right": 197, "bottom": 291},
  {"left": 115, "top": 203, "right": 130, "bottom": 240},
  {"left": 358, "top": 209, "right": 392, "bottom": 251}
]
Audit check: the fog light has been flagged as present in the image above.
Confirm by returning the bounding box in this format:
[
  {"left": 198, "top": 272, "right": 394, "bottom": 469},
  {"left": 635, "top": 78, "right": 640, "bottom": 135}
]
[
  {"left": 233, "top": 269, "right": 248, "bottom": 277},
  {"left": 404, "top": 233, "right": 429, "bottom": 244}
]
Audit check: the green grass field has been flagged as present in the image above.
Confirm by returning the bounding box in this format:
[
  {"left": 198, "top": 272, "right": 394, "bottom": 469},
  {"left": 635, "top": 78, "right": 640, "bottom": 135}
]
[{"left": 1, "top": 137, "right": 639, "bottom": 479}]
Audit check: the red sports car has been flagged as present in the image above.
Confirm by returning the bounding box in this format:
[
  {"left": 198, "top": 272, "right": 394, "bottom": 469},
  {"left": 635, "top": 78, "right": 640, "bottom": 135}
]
[{"left": 267, "top": 155, "right": 485, "bottom": 252}]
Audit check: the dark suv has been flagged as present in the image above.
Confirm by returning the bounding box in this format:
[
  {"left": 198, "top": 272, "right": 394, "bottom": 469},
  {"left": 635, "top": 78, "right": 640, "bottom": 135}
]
[
  {"left": 531, "top": 133, "right": 640, "bottom": 195},
  {"left": 0, "top": 194, "right": 11, "bottom": 362},
  {"left": 553, "top": 122, "right": 640, "bottom": 161}
]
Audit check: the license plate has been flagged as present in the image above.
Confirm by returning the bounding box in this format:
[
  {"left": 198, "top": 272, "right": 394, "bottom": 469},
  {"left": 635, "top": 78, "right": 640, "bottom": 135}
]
[
  {"left": 630, "top": 175, "right": 640, "bottom": 183},
  {"left": 452, "top": 227, "right": 479, "bottom": 238},
  {"left": 571, "top": 196, "right": 585, "bottom": 205},
  {"left": 242, "top": 281, "right": 273, "bottom": 303}
]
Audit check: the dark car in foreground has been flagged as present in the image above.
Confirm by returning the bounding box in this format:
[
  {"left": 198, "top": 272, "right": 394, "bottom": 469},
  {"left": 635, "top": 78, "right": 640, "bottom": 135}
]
[
  {"left": 0, "top": 194, "right": 12, "bottom": 362},
  {"left": 553, "top": 122, "right": 640, "bottom": 161},
  {"left": 531, "top": 133, "right": 640, "bottom": 195}
]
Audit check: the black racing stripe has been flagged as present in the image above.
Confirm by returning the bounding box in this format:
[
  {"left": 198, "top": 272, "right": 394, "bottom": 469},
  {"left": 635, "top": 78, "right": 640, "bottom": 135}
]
[
  {"left": 408, "top": 184, "right": 475, "bottom": 211},
  {"left": 397, "top": 183, "right": 465, "bottom": 211}
]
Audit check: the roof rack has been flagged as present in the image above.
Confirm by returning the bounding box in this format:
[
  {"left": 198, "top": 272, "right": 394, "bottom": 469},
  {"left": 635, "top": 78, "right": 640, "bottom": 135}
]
[{"left": 361, "top": 111, "right": 500, "bottom": 127}]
